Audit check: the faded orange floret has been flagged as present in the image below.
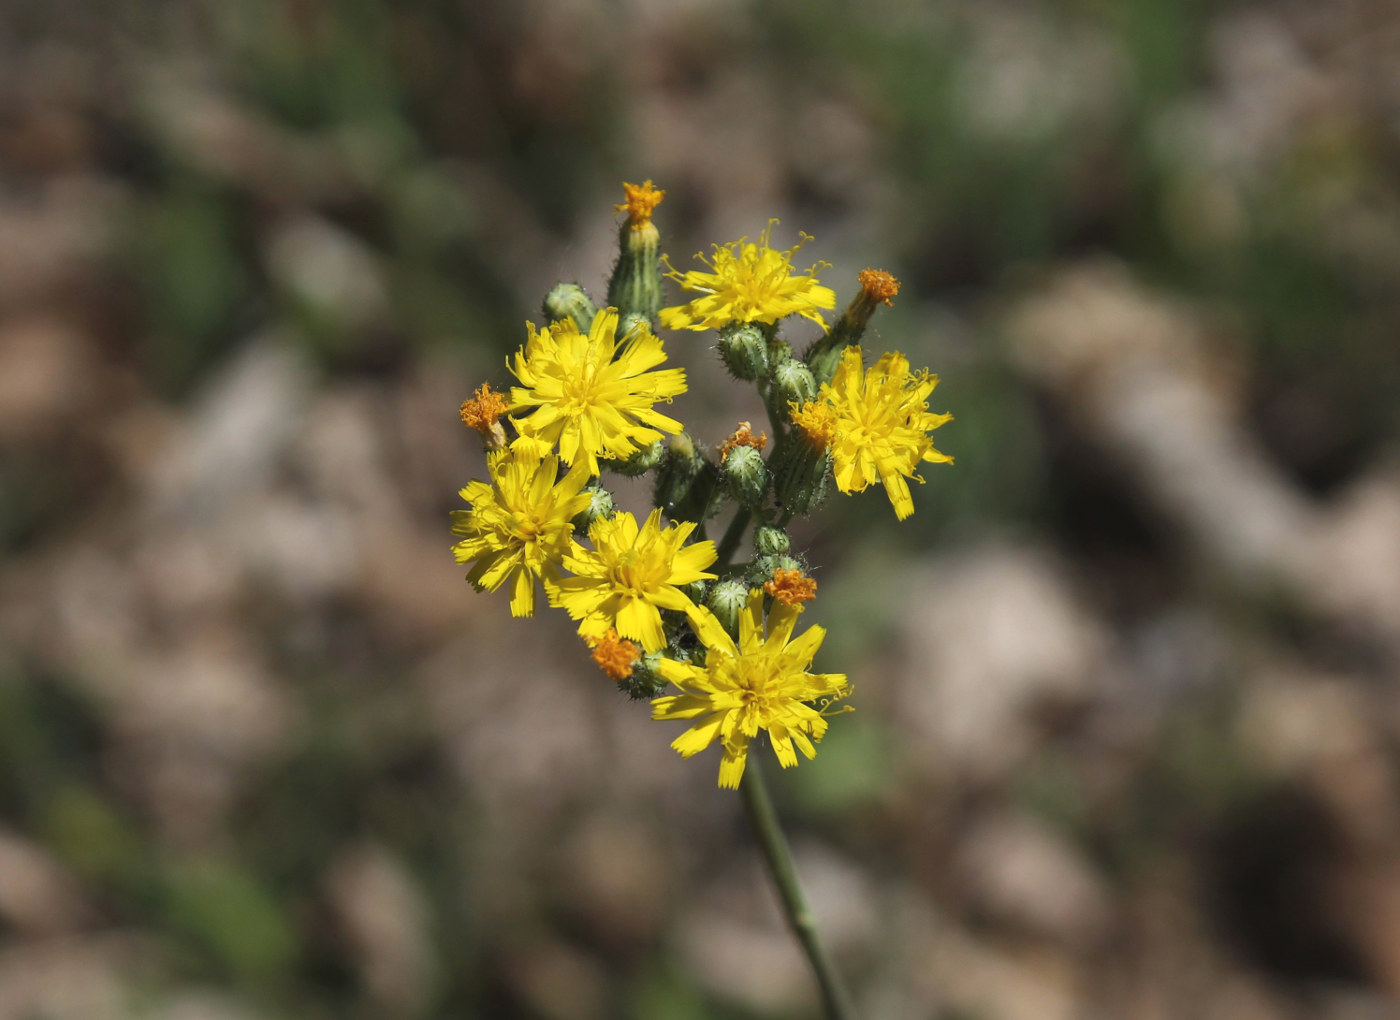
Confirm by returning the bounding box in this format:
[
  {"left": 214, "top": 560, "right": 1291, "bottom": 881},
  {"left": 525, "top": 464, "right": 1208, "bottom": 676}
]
[
  {"left": 765, "top": 567, "right": 817, "bottom": 607},
  {"left": 790, "top": 400, "right": 837, "bottom": 448},
  {"left": 616, "top": 180, "right": 666, "bottom": 228},
  {"left": 719, "top": 421, "right": 768, "bottom": 462},
  {"left": 589, "top": 628, "right": 641, "bottom": 681},
  {"left": 460, "top": 383, "right": 509, "bottom": 449},
  {"left": 858, "top": 269, "right": 900, "bottom": 306}
]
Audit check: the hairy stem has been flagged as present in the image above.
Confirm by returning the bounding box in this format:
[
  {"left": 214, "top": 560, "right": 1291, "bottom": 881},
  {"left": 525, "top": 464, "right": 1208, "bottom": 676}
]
[{"left": 714, "top": 506, "right": 752, "bottom": 569}]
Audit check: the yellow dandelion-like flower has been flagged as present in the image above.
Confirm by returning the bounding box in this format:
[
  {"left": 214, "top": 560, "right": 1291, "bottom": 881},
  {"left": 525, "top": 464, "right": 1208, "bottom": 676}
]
[
  {"left": 809, "top": 346, "right": 953, "bottom": 521},
  {"left": 552, "top": 508, "right": 717, "bottom": 652},
  {"left": 789, "top": 400, "right": 838, "bottom": 447},
  {"left": 659, "top": 223, "right": 836, "bottom": 332},
  {"left": 652, "top": 589, "right": 850, "bottom": 789},
  {"left": 450, "top": 446, "right": 592, "bottom": 617},
  {"left": 509, "top": 307, "right": 687, "bottom": 476}
]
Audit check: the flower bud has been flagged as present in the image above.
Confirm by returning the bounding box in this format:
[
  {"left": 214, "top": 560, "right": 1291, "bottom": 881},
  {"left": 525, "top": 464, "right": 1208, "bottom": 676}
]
[
  {"left": 617, "top": 651, "right": 669, "bottom": 700},
  {"left": 607, "top": 181, "right": 666, "bottom": 321},
  {"left": 805, "top": 268, "right": 901, "bottom": 385},
  {"left": 771, "top": 431, "right": 831, "bottom": 517},
  {"left": 618, "top": 311, "right": 651, "bottom": 344},
  {"left": 605, "top": 439, "right": 665, "bottom": 477},
  {"left": 748, "top": 554, "right": 802, "bottom": 587},
  {"left": 717, "top": 323, "right": 769, "bottom": 381},
  {"left": 571, "top": 485, "right": 615, "bottom": 531},
  {"left": 653, "top": 433, "right": 722, "bottom": 522},
  {"left": 772, "top": 357, "right": 817, "bottom": 407},
  {"left": 723, "top": 444, "right": 768, "bottom": 507},
  {"left": 753, "top": 524, "right": 790, "bottom": 556},
  {"left": 542, "top": 282, "right": 598, "bottom": 332},
  {"left": 707, "top": 579, "right": 750, "bottom": 637}
]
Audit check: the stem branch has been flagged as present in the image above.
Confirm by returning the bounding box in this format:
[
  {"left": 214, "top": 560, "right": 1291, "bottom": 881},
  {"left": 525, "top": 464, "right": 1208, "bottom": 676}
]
[{"left": 714, "top": 506, "right": 752, "bottom": 569}]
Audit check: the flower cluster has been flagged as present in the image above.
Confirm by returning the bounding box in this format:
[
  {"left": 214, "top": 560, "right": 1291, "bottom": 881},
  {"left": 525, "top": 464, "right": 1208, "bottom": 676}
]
[{"left": 451, "top": 182, "right": 950, "bottom": 787}]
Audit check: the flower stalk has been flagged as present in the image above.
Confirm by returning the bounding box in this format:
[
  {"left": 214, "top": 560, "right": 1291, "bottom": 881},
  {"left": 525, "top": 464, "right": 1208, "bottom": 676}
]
[{"left": 741, "top": 757, "right": 858, "bottom": 1020}]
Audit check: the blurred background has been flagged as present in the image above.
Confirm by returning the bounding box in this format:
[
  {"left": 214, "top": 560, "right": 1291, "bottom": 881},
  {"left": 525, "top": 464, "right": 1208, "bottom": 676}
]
[{"left": 1, "top": 0, "right": 1399, "bottom": 1017}]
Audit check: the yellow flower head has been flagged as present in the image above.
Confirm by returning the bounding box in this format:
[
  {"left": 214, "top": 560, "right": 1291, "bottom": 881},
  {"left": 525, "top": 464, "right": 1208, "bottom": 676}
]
[
  {"left": 616, "top": 180, "right": 666, "bottom": 229},
  {"left": 659, "top": 222, "right": 836, "bottom": 332},
  {"left": 552, "top": 508, "right": 717, "bottom": 652},
  {"left": 451, "top": 447, "right": 592, "bottom": 617},
  {"left": 652, "top": 589, "right": 850, "bottom": 789},
  {"left": 509, "top": 307, "right": 687, "bottom": 476},
  {"left": 789, "top": 400, "right": 838, "bottom": 448},
  {"left": 817, "top": 346, "right": 953, "bottom": 521}
]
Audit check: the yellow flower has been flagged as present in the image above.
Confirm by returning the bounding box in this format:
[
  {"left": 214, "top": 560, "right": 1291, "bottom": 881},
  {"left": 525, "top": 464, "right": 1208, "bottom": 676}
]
[
  {"left": 552, "top": 508, "right": 716, "bottom": 652},
  {"left": 652, "top": 590, "right": 849, "bottom": 789},
  {"left": 659, "top": 223, "right": 836, "bottom": 332},
  {"left": 451, "top": 447, "right": 592, "bottom": 617},
  {"left": 789, "top": 400, "right": 837, "bottom": 447},
  {"left": 795, "top": 346, "right": 952, "bottom": 521},
  {"left": 509, "top": 307, "right": 687, "bottom": 476}
]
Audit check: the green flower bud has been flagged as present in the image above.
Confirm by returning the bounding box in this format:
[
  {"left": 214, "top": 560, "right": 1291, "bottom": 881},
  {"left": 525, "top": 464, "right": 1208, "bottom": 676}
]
[
  {"left": 617, "top": 651, "right": 668, "bottom": 700},
  {"left": 683, "top": 578, "right": 710, "bottom": 604},
  {"left": 543, "top": 282, "right": 598, "bottom": 332},
  {"left": 805, "top": 269, "right": 901, "bottom": 385},
  {"left": 607, "top": 185, "right": 665, "bottom": 321},
  {"left": 571, "top": 485, "right": 615, "bottom": 531},
  {"left": 748, "top": 554, "right": 802, "bottom": 587},
  {"left": 772, "top": 358, "right": 817, "bottom": 407},
  {"left": 605, "top": 439, "right": 665, "bottom": 477},
  {"left": 723, "top": 444, "right": 768, "bottom": 507},
  {"left": 771, "top": 431, "right": 831, "bottom": 517},
  {"left": 717, "top": 323, "right": 769, "bottom": 381},
  {"left": 620, "top": 311, "right": 653, "bottom": 342},
  {"left": 753, "top": 524, "right": 790, "bottom": 556},
  {"left": 707, "top": 579, "right": 750, "bottom": 637},
  {"left": 805, "top": 345, "right": 845, "bottom": 389},
  {"left": 653, "top": 433, "right": 723, "bottom": 522}
]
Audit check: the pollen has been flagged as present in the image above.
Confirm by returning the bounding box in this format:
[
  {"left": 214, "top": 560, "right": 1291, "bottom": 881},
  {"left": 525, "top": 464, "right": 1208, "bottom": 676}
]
[
  {"left": 790, "top": 400, "right": 838, "bottom": 448},
  {"left": 764, "top": 568, "right": 817, "bottom": 607},
  {"left": 616, "top": 180, "right": 666, "bottom": 229},
  {"left": 719, "top": 421, "right": 768, "bottom": 462},
  {"left": 857, "top": 268, "right": 900, "bottom": 306},
  {"left": 589, "top": 628, "right": 641, "bottom": 681},
  {"left": 460, "top": 383, "right": 510, "bottom": 449}
]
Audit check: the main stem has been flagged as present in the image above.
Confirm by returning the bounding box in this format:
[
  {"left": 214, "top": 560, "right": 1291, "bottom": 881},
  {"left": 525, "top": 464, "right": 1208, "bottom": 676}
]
[
  {"left": 705, "top": 474, "right": 853, "bottom": 1017},
  {"left": 740, "top": 758, "right": 857, "bottom": 1020}
]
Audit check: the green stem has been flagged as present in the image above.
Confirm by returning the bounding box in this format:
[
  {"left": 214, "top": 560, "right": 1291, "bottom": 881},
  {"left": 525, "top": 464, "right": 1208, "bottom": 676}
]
[
  {"left": 740, "top": 758, "right": 857, "bottom": 1020},
  {"left": 713, "top": 506, "right": 752, "bottom": 569}
]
